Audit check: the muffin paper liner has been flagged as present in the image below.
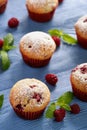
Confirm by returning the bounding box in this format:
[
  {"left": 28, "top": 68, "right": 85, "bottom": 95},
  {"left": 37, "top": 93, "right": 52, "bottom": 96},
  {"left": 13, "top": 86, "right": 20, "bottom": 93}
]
[
  {"left": 72, "top": 84, "right": 87, "bottom": 102},
  {"left": 22, "top": 54, "right": 51, "bottom": 67},
  {"left": 14, "top": 108, "right": 45, "bottom": 120},
  {"left": 0, "top": 0, "right": 8, "bottom": 14},
  {"left": 76, "top": 32, "right": 87, "bottom": 49},
  {"left": 26, "top": 4, "right": 55, "bottom": 22}
]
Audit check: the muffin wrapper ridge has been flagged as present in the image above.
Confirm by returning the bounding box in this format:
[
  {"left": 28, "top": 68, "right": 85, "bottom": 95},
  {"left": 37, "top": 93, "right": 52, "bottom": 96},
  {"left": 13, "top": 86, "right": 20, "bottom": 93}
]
[
  {"left": 72, "top": 83, "right": 87, "bottom": 102},
  {"left": 14, "top": 108, "right": 45, "bottom": 120},
  {"left": 26, "top": 4, "right": 55, "bottom": 22},
  {"left": 0, "top": 0, "right": 8, "bottom": 14},
  {"left": 22, "top": 54, "right": 51, "bottom": 67},
  {"left": 76, "top": 32, "right": 87, "bottom": 49}
]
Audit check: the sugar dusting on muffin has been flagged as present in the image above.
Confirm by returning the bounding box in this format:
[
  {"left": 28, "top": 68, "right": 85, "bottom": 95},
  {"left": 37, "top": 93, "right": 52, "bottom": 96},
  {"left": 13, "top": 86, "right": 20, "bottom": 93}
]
[
  {"left": 75, "top": 15, "right": 87, "bottom": 37},
  {"left": 26, "top": 0, "right": 58, "bottom": 13},
  {"left": 74, "top": 15, "right": 87, "bottom": 49},
  {"left": 19, "top": 31, "right": 56, "bottom": 67},
  {"left": 20, "top": 31, "right": 56, "bottom": 59},
  {"left": 71, "top": 63, "right": 87, "bottom": 83},
  {"left": 9, "top": 78, "right": 50, "bottom": 112},
  {"left": 70, "top": 63, "right": 87, "bottom": 101}
]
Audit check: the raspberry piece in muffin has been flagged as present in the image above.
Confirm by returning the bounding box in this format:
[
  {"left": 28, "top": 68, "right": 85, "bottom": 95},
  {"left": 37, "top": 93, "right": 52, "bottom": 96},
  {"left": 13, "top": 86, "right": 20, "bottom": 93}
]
[
  {"left": 9, "top": 78, "right": 50, "bottom": 120},
  {"left": 80, "top": 65, "right": 87, "bottom": 74},
  {"left": 33, "top": 93, "right": 42, "bottom": 102}
]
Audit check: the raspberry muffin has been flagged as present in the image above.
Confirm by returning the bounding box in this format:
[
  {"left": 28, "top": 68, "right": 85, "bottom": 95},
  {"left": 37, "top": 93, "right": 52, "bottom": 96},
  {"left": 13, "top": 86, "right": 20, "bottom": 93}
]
[
  {"left": 75, "top": 15, "right": 87, "bottom": 49},
  {"left": 0, "top": 0, "right": 8, "bottom": 14},
  {"left": 26, "top": 0, "right": 58, "bottom": 22},
  {"left": 19, "top": 31, "right": 56, "bottom": 67},
  {"left": 70, "top": 63, "right": 87, "bottom": 101},
  {"left": 9, "top": 78, "right": 50, "bottom": 120}
]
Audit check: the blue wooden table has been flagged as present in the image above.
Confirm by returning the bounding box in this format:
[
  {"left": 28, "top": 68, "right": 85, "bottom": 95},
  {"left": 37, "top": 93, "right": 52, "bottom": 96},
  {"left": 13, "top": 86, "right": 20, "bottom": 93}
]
[{"left": 0, "top": 0, "right": 87, "bottom": 130}]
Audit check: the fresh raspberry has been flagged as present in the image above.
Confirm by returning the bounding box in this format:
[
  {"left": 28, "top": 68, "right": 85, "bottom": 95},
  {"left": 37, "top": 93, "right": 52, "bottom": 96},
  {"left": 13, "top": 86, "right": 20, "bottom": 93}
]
[
  {"left": 54, "top": 108, "right": 66, "bottom": 122},
  {"left": 0, "top": 39, "right": 4, "bottom": 48},
  {"left": 52, "top": 36, "right": 61, "bottom": 47},
  {"left": 8, "top": 17, "right": 19, "bottom": 28},
  {"left": 59, "top": 0, "right": 64, "bottom": 4},
  {"left": 70, "top": 103, "right": 80, "bottom": 114},
  {"left": 45, "top": 73, "right": 58, "bottom": 85}
]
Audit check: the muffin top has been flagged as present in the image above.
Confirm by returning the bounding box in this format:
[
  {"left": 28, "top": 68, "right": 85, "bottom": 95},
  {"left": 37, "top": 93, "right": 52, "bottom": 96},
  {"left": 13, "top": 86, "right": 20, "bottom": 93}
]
[
  {"left": 19, "top": 31, "right": 56, "bottom": 60},
  {"left": 9, "top": 78, "right": 50, "bottom": 112},
  {"left": 26, "top": 0, "right": 58, "bottom": 14},
  {"left": 75, "top": 15, "right": 87, "bottom": 37},
  {"left": 71, "top": 63, "right": 87, "bottom": 85}
]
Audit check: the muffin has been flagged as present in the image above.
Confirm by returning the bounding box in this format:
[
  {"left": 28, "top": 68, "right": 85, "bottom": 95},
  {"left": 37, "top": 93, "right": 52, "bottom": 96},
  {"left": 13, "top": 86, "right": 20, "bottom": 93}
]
[
  {"left": 26, "top": 0, "right": 58, "bottom": 22},
  {"left": 75, "top": 15, "right": 87, "bottom": 49},
  {"left": 70, "top": 63, "right": 87, "bottom": 101},
  {"left": 19, "top": 31, "right": 56, "bottom": 67},
  {"left": 0, "top": 0, "right": 8, "bottom": 14},
  {"left": 9, "top": 78, "right": 50, "bottom": 120}
]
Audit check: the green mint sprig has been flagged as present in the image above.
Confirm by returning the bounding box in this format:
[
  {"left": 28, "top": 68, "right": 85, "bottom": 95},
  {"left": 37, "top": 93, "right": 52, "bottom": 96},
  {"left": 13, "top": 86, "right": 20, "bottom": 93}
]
[
  {"left": 0, "top": 94, "right": 4, "bottom": 109},
  {"left": 2, "top": 33, "right": 16, "bottom": 51},
  {"left": 45, "top": 102, "right": 56, "bottom": 118},
  {"left": 45, "top": 91, "right": 74, "bottom": 118},
  {"left": 0, "top": 33, "right": 16, "bottom": 71},
  {"left": 0, "top": 50, "right": 10, "bottom": 70},
  {"left": 48, "top": 29, "right": 77, "bottom": 45}
]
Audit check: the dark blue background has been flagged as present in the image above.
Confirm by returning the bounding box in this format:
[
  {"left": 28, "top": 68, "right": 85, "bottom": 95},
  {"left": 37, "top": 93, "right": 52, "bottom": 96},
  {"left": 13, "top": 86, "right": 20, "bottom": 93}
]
[{"left": 0, "top": 0, "right": 87, "bottom": 130}]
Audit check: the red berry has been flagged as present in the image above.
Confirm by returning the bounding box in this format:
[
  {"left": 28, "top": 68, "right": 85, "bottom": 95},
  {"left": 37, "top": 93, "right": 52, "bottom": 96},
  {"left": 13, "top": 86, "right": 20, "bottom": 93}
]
[
  {"left": 52, "top": 36, "right": 61, "bottom": 47},
  {"left": 0, "top": 39, "right": 4, "bottom": 48},
  {"left": 70, "top": 103, "right": 80, "bottom": 114},
  {"left": 59, "top": 0, "right": 64, "bottom": 4},
  {"left": 8, "top": 17, "right": 19, "bottom": 28},
  {"left": 45, "top": 73, "right": 58, "bottom": 85},
  {"left": 54, "top": 108, "right": 66, "bottom": 122}
]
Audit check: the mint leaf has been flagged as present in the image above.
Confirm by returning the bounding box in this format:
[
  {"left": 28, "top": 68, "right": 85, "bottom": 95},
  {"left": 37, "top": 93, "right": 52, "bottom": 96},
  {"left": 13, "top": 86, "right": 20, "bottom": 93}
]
[
  {"left": 3, "top": 33, "right": 14, "bottom": 46},
  {"left": 57, "top": 91, "right": 74, "bottom": 105},
  {"left": 45, "top": 102, "right": 56, "bottom": 118},
  {"left": 0, "top": 95, "right": 4, "bottom": 108},
  {"left": 2, "top": 33, "right": 15, "bottom": 51},
  {"left": 48, "top": 29, "right": 63, "bottom": 38},
  {"left": 62, "top": 33, "right": 77, "bottom": 45},
  {"left": 0, "top": 50, "right": 10, "bottom": 70},
  {"left": 2, "top": 45, "right": 16, "bottom": 52},
  {"left": 60, "top": 103, "right": 71, "bottom": 111},
  {"left": 48, "top": 29, "right": 77, "bottom": 45},
  {"left": 45, "top": 91, "right": 73, "bottom": 119}
]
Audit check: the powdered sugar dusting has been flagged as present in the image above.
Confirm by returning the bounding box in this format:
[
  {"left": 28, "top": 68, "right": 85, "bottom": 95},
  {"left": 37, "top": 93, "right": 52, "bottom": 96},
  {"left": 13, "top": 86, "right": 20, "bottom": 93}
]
[
  {"left": 26, "top": 0, "right": 58, "bottom": 13},
  {"left": 27, "top": 0, "right": 47, "bottom": 4},
  {"left": 10, "top": 78, "right": 50, "bottom": 109},
  {"left": 75, "top": 15, "right": 87, "bottom": 35},
  {"left": 72, "top": 63, "right": 87, "bottom": 83},
  {"left": 20, "top": 31, "right": 56, "bottom": 59}
]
